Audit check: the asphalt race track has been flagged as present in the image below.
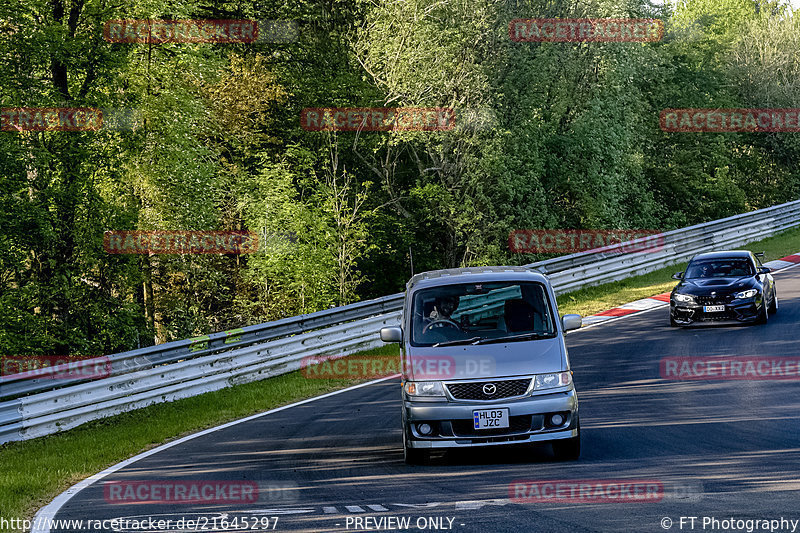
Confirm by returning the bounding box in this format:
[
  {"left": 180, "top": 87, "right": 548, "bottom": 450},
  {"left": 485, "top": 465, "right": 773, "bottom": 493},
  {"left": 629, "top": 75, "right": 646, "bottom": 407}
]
[{"left": 46, "top": 266, "right": 800, "bottom": 533}]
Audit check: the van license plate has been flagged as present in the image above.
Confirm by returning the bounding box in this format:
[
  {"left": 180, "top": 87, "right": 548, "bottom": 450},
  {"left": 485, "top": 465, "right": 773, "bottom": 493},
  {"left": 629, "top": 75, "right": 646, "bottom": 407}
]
[
  {"left": 703, "top": 305, "right": 725, "bottom": 313},
  {"left": 473, "top": 408, "right": 509, "bottom": 430}
]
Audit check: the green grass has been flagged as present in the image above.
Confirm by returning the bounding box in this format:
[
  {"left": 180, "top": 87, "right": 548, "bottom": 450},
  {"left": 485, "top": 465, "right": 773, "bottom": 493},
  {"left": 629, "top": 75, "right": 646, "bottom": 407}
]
[
  {"left": 2, "top": 225, "right": 800, "bottom": 531},
  {"left": 557, "top": 225, "right": 800, "bottom": 317}
]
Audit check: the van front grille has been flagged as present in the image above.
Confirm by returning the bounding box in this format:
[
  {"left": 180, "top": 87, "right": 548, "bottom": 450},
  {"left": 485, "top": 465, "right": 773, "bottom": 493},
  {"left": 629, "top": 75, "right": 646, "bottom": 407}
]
[{"left": 446, "top": 379, "right": 530, "bottom": 400}]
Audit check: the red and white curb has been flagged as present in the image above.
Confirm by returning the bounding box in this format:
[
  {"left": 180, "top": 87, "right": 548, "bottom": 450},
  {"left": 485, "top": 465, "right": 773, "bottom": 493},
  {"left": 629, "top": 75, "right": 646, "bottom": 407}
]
[
  {"left": 577, "top": 253, "right": 800, "bottom": 328},
  {"left": 763, "top": 254, "right": 800, "bottom": 271},
  {"left": 579, "top": 293, "right": 670, "bottom": 327}
]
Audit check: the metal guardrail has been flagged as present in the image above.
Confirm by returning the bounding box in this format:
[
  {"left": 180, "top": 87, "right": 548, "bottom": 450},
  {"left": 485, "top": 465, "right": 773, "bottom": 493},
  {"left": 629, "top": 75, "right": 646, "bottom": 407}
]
[
  {"left": 0, "top": 294, "right": 403, "bottom": 402},
  {"left": 0, "top": 295, "right": 402, "bottom": 443},
  {"left": 533, "top": 200, "right": 800, "bottom": 294},
  {"left": 1, "top": 199, "right": 798, "bottom": 444}
]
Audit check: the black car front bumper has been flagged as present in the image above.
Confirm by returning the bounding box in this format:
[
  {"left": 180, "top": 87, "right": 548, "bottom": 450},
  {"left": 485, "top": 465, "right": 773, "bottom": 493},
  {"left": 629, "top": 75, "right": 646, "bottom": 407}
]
[{"left": 670, "top": 297, "right": 763, "bottom": 324}]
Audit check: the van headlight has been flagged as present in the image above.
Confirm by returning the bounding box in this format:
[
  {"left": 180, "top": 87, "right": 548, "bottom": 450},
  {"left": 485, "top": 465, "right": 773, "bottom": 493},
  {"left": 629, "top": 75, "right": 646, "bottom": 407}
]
[
  {"left": 673, "top": 293, "right": 695, "bottom": 303},
  {"left": 734, "top": 289, "right": 758, "bottom": 299},
  {"left": 404, "top": 381, "right": 445, "bottom": 397},
  {"left": 534, "top": 372, "right": 572, "bottom": 390}
]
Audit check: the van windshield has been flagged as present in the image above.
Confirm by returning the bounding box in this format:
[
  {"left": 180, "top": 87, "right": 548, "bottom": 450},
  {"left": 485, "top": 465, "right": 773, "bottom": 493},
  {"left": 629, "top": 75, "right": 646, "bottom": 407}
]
[{"left": 410, "top": 281, "right": 556, "bottom": 347}]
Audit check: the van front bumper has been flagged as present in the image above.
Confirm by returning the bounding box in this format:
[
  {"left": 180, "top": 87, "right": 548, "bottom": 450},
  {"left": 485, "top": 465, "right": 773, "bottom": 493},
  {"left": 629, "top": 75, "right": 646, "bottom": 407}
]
[{"left": 404, "top": 388, "right": 578, "bottom": 449}]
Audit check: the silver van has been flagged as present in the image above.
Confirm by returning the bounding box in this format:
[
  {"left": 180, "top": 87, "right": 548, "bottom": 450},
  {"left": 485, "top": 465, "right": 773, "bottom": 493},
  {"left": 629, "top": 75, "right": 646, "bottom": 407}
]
[{"left": 380, "top": 266, "right": 582, "bottom": 464}]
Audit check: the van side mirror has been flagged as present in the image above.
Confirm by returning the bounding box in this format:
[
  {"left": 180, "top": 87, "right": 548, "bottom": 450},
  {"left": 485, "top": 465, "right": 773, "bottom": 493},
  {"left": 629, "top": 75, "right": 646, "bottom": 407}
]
[
  {"left": 671, "top": 271, "right": 683, "bottom": 280},
  {"left": 380, "top": 327, "right": 403, "bottom": 343},
  {"left": 561, "top": 314, "right": 582, "bottom": 332}
]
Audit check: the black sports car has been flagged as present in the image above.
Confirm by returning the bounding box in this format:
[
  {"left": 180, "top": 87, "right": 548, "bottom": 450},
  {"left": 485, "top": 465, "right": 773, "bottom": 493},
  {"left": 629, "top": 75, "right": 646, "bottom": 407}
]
[{"left": 670, "top": 250, "right": 777, "bottom": 326}]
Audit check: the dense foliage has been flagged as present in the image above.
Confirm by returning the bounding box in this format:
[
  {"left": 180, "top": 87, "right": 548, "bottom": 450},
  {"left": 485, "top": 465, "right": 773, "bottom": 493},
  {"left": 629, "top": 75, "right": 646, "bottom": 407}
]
[{"left": 1, "top": 0, "right": 798, "bottom": 354}]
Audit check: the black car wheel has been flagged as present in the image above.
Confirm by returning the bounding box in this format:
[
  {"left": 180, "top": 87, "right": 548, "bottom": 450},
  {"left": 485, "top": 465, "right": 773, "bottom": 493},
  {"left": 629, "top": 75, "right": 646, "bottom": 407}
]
[
  {"left": 768, "top": 290, "right": 778, "bottom": 314},
  {"left": 755, "top": 300, "right": 769, "bottom": 324}
]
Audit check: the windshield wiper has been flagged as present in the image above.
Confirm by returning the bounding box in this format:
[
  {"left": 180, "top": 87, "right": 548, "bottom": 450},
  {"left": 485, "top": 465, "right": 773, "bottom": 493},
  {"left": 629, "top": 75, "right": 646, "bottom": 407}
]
[
  {"left": 474, "top": 332, "right": 554, "bottom": 345},
  {"left": 431, "top": 337, "right": 482, "bottom": 347}
]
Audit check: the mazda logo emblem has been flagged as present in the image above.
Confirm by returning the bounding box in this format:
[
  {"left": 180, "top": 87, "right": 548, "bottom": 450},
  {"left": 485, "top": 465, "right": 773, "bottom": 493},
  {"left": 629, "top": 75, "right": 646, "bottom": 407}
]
[{"left": 483, "top": 383, "right": 496, "bottom": 395}]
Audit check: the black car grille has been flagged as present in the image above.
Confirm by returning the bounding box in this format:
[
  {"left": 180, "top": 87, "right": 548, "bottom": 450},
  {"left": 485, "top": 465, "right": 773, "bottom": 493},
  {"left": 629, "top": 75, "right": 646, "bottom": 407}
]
[
  {"left": 446, "top": 379, "right": 531, "bottom": 400},
  {"left": 699, "top": 312, "right": 735, "bottom": 321},
  {"left": 452, "top": 415, "right": 533, "bottom": 437},
  {"left": 695, "top": 294, "right": 734, "bottom": 306}
]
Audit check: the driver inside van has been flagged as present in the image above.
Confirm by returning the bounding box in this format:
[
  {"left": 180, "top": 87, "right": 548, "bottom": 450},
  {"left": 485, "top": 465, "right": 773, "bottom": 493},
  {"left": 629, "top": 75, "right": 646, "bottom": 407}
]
[
  {"left": 420, "top": 295, "right": 461, "bottom": 334},
  {"left": 429, "top": 295, "right": 459, "bottom": 321}
]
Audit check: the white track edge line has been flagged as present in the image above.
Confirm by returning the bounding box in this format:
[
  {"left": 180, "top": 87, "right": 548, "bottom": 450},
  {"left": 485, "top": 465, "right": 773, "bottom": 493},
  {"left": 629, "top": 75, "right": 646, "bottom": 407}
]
[{"left": 31, "top": 373, "right": 401, "bottom": 533}]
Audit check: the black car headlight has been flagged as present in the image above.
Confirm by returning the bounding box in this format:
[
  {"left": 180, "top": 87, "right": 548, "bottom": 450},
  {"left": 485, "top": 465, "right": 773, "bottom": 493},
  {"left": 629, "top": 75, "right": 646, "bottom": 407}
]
[
  {"left": 734, "top": 288, "right": 758, "bottom": 299},
  {"left": 673, "top": 293, "right": 695, "bottom": 303}
]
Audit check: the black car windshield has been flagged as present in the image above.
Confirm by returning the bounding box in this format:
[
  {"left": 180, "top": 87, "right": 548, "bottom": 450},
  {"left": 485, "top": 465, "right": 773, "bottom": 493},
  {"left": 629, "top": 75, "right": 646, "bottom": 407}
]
[
  {"left": 684, "top": 259, "right": 754, "bottom": 279},
  {"left": 410, "top": 281, "right": 556, "bottom": 347}
]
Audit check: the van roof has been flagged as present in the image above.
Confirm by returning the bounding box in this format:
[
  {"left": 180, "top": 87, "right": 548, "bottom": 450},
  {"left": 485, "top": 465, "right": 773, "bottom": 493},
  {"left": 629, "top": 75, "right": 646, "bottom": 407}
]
[{"left": 407, "top": 266, "right": 548, "bottom": 291}]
